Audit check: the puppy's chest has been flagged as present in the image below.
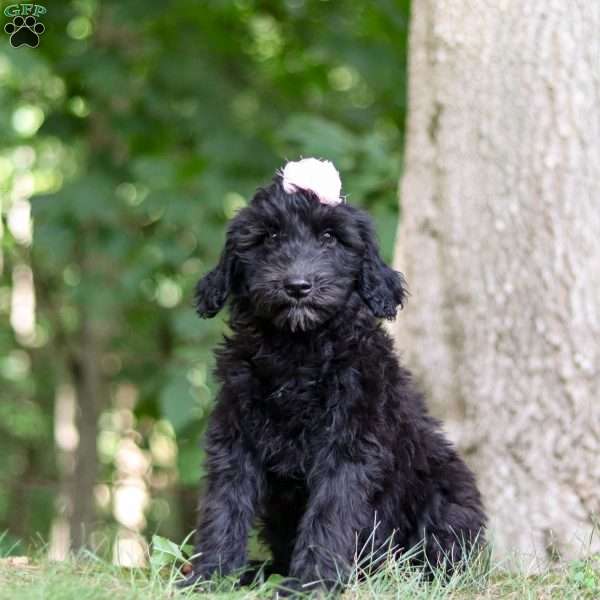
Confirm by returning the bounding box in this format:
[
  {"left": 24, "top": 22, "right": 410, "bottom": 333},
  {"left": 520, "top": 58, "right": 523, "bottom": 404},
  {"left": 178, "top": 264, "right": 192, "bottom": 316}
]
[{"left": 244, "top": 365, "right": 340, "bottom": 477}]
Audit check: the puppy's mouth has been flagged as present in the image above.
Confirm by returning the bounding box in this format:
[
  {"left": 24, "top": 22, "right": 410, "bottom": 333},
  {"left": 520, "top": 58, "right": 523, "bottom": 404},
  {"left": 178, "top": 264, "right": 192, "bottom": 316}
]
[
  {"left": 249, "top": 284, "right": 341, "bottom": 332},
  {"left": 280, "top": 304, "right": 320, "bottom": 332},
  {"left": 269, "top": 296, "right": 322, "bottom": 332},
  {"left": 273, "top": 281, "right": 351, "bottom": 331}
]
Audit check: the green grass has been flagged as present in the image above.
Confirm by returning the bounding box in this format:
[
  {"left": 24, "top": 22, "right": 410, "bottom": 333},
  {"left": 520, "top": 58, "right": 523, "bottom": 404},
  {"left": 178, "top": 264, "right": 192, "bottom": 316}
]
[{"left": 1, "top": 552, "right": 600, "bottom": 600}]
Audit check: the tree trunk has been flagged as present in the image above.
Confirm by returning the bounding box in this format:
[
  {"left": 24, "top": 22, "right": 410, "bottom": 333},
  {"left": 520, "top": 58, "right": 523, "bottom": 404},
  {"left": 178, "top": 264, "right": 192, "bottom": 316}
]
[
  {"left": 394, "top": 1, "right": 600, "bottom": 565},
  {"left": 69, "top": 313, "right": 101, "bottom": 550}
]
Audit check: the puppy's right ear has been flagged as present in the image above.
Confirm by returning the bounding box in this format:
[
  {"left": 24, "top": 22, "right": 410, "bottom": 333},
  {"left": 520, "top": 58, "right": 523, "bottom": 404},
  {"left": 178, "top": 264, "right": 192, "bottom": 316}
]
[
  {"left": 195, "top": 239, "right": 236, "bottom": 318},
  {"left": 356, "top": 212, "right": 408, "bottom": 320}
]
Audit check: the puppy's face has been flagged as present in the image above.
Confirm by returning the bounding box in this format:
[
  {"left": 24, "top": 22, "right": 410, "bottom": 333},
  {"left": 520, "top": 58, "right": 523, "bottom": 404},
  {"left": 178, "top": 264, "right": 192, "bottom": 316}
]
[
  {"left": 235, "top": 192, "right": 364, "bottom": 331},
  {"left": 196, "top": 181, "right": 406, "bottom": 331}
]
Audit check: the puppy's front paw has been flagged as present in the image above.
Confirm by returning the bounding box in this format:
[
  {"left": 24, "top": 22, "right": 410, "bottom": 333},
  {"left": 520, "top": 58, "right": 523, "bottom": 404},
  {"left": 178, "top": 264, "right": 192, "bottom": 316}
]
[
  {"left": 176, "top": 567, "right": 215, "bottom": 591},
  {"left": 272, "top": 578, "right": 303, "bottom": 598}
]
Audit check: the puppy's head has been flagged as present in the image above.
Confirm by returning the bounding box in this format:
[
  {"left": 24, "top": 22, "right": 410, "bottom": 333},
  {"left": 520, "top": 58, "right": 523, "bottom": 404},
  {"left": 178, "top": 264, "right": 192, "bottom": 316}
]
[{"left": 196, "top": 166, "right": 407, "bottom": 331}]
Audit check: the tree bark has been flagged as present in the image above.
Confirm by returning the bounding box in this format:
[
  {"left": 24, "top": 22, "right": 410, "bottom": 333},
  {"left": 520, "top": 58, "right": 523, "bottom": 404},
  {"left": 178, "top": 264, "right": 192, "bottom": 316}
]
[
  {"left": 394, "top": 1, "right": 600, "bottom": 565},
  {"left": 69, "top": 310, "right": 101, "bottom": 550}
]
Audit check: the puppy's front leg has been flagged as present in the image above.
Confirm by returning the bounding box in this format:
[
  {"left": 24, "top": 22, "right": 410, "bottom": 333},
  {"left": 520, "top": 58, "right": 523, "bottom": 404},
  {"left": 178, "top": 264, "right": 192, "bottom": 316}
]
[
  {"left": 183, "top": 416, "right": 262, "bottom": 587},
  {"left": 287, "top": 461, "right": 373, "bottom": 591}
]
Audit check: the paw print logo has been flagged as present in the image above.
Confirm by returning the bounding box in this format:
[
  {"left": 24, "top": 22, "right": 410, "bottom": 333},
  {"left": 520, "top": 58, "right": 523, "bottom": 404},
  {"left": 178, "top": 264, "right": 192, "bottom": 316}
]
[{"left": 4, "top": 15, "right": 45, "bottom": 48}]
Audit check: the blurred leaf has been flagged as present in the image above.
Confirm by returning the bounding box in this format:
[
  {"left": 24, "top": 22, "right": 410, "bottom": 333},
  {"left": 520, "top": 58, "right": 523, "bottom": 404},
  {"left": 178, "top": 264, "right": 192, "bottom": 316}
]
[
  {"left": 278, "top": 114, "right": 357, "bottom": 167},
  {"left": 159, "top": 377, "right": 198, "bottom": 433},
  {"left": 150, "top": 534, "right": 187, "bottom": 574},
  {"left": 177, "top": 444, "right": 205, "bottom": 487}
]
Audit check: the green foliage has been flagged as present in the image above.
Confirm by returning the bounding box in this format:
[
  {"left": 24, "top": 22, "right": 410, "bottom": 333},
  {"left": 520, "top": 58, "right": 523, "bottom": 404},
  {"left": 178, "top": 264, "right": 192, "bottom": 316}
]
[
  {"left": 149, "top": 534, "right": 189, "bottom": 575},
  {"left": 568, "top": 556, "right": 600, "bottom": 595},
  {"left": 0, "top": 0, "right": 410, "bottom": 547}
]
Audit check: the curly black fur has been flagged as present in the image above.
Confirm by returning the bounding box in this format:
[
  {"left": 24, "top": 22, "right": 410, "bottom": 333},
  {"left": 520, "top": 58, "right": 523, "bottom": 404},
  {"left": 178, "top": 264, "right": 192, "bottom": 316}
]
[{"left": 184, "top": 177, "right": 485, "bottom": 593}]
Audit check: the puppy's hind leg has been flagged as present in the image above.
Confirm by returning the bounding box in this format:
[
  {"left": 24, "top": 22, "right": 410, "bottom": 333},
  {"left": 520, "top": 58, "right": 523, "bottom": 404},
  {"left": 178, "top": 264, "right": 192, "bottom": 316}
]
[{"left": 420, "top": 496, "right": 486, "bottom": 577}]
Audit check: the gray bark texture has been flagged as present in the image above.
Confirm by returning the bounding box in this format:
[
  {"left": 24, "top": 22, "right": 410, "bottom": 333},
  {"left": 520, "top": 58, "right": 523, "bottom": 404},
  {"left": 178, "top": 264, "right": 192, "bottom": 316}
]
[
  {"left": 394, "top": 0, "right": 600, "bottom": 566},
  {"left": 69, "top": 314, "right": 101, "bottom": 550}
]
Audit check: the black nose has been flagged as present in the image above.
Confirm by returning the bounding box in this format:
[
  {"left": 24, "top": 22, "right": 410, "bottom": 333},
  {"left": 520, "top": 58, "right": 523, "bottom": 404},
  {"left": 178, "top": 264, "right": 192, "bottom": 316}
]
[{"left": 284, "top": 277, "right": 312, "bottom": 299}]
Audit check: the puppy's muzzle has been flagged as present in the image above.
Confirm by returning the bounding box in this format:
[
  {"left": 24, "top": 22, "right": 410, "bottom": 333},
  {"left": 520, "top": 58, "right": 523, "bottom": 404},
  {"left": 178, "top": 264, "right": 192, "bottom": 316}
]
[{"left": 283, "top": 276, "right": 313, "bottom": 299}]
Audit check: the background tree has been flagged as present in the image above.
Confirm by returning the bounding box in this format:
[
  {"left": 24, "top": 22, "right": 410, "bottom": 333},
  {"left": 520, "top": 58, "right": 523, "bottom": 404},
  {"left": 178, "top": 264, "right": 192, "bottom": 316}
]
[{"left": 394, "top": 1, "right": 600, "bottom": 564}]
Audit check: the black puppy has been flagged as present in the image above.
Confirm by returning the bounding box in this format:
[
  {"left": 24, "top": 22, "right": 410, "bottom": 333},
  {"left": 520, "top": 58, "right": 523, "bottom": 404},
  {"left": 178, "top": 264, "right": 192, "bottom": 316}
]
[{"left": 184, "top": 161, "right": 485, "bottom": 593}]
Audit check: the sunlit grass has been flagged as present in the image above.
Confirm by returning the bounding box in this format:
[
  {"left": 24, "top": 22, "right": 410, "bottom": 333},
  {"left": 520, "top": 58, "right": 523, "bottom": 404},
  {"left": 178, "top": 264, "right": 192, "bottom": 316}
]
[{"left": 1, "top": 532, "right": 599, "bottom": 599}]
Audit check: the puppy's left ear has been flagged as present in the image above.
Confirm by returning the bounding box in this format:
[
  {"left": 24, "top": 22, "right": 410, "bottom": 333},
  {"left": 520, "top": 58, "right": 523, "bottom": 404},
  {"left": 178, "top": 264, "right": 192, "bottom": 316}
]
[{"left": 357, "top": 215, "right": 408, "bottom": 319}]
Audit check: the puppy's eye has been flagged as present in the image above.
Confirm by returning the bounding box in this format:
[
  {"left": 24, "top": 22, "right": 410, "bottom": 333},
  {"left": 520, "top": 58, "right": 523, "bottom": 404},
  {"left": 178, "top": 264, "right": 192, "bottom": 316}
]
[
  {"left": 319, "top": 231, "right": 336, "bottom": 246},
  {"left": 265, "top": 231, "right": 282, "bottom": 246}
]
